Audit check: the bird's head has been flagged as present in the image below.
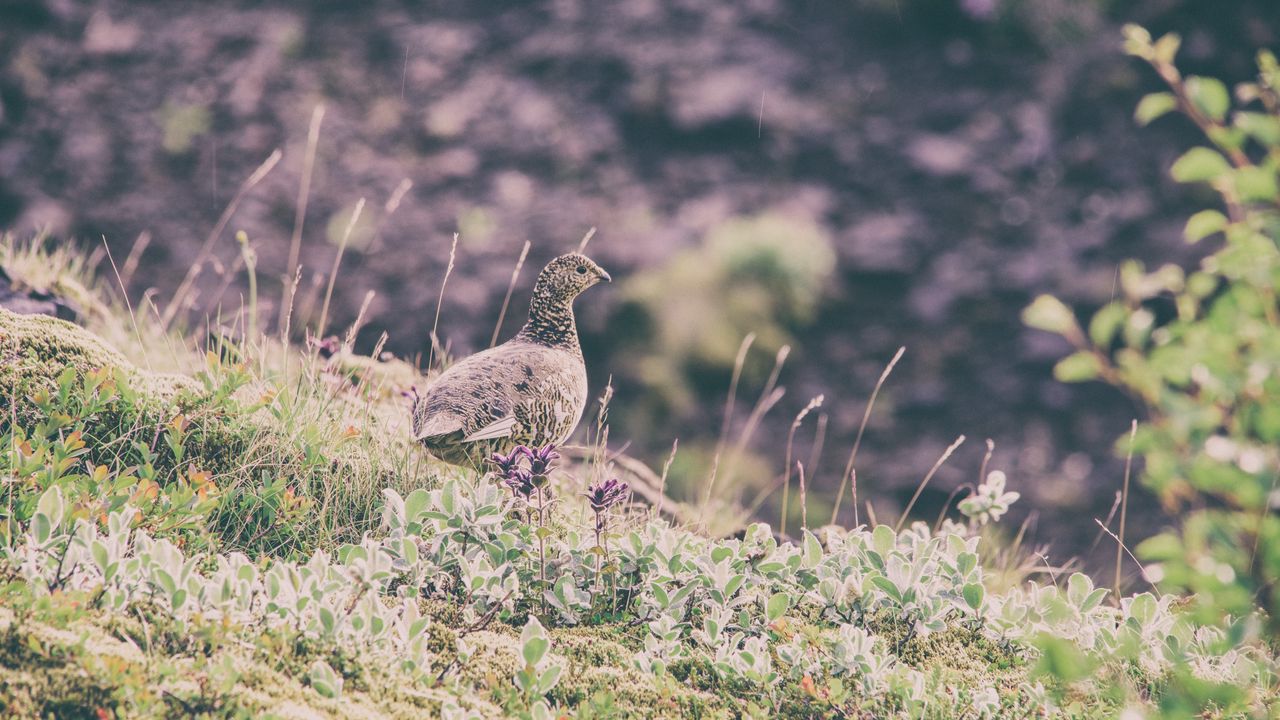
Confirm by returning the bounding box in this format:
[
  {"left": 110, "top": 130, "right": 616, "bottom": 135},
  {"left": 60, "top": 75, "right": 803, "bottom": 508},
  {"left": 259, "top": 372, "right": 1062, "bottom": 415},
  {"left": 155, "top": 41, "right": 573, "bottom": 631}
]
[{"left": 534, "top": 253, "right": 611, "bottom": 303}]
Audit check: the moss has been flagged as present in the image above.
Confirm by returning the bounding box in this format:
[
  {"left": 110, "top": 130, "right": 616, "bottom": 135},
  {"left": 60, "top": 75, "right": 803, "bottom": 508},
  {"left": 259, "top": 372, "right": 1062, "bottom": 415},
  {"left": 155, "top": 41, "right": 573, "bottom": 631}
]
[
  {"left": 865, "top": 617, "right": 1028, "bottom": 692},
  {"left": 0, "top": 307, "right": 197, "bottom": 411},
  {"left": 0, "top": 603, "right": 506, "bottom": 719},
  {"left": 0, "top": 306, "right": 441, "bottom": 556},
  {"left": 429, "top": 622, "right": 727, "bottom": 718},
  {"left": 552, "top": 629, "right": 727, "bottom": 718}
]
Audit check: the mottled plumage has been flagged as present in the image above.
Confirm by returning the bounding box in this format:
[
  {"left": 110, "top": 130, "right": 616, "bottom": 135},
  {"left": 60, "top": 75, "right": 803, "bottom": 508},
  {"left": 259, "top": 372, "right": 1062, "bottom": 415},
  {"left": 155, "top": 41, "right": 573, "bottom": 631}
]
[{"left": 412, "top": 253, "right": 610, "bottom": 467}]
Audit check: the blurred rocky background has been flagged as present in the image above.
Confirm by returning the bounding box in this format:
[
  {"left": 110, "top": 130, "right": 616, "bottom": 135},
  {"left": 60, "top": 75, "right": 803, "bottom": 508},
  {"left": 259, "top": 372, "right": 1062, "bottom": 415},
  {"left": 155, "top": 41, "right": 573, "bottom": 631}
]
[{"left": 1, "top": 0, "right": 1276, "bottom": 570}]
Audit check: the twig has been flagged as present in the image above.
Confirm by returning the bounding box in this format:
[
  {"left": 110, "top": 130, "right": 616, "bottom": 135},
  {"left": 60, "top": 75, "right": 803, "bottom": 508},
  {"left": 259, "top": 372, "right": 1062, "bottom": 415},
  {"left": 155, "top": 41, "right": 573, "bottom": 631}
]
[{"left": 463, "top": 589, "right": 515, "bottom": 634}]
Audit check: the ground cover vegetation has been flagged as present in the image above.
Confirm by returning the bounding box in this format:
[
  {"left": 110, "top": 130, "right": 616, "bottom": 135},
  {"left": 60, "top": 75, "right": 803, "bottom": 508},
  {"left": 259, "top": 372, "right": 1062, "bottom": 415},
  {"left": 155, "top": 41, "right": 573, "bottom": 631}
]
[{"left": 1, "top": 26, "right": 1278, "bottom": 719}]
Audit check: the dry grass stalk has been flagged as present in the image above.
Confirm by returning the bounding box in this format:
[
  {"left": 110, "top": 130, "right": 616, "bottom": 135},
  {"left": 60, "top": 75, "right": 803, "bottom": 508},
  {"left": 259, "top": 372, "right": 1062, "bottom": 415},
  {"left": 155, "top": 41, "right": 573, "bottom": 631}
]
[
  {"left": 895, "top": 434, "right": 965, "bottom": 532},
  {"left": 316, "top": 197, "right": 366, "bottom": 341},
  {"left": 281, "top": 104, "right": 326, "bottom": 330},
  {"left": 164, "top": 148, "right": 282, "bottom": 329},
  {"left": 831, "top": 346, "right": 905, "bottom": 527},
  {"left": 427, "top": 233, "right": 459, "bottom": 372},
  {"left": 576, "top": 226, "right": 597, "bottom": 254},
  {"left": 780, "top": 394, "right": 823, "bottom": 537},
  {"left": 1115, "top": 419, "right": 1137, "bottom": 602},
  {"left": 119, "top": 230, "right": 151, "bottom": 289},
  {"left": 491, "top": 240, "right": 531, "bottom": 348}
]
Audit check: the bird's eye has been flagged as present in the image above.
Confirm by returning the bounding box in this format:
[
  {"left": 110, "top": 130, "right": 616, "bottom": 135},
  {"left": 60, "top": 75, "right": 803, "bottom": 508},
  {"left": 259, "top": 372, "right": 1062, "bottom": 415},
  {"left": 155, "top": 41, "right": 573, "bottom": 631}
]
[{"left": 576, "top": 265, "right": 587, "bottom": 274}]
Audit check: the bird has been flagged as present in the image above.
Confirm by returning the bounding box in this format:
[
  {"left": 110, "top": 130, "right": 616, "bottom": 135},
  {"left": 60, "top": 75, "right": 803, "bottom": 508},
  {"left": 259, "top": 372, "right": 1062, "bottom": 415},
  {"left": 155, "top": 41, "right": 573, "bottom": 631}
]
[{"left": 411, "top": 252, "right": 611, "bottom": 468}]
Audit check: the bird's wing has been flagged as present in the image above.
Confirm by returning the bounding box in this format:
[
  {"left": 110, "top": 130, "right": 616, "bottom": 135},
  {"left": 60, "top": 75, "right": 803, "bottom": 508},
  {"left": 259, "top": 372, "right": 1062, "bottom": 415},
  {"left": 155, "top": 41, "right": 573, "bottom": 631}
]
[
  {"left": 413, "top": 412, "right": 465, "bottom": 442},
  {"left": 462, "top": 415, "right": 518, "bottom": 442}
]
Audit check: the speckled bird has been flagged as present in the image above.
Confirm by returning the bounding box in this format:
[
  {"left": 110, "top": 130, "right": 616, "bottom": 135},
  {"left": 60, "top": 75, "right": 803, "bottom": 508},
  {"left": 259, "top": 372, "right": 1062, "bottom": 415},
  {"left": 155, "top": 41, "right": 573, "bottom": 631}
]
[{"left": 411, "top": 252, "right": 610, "bottom": 467}]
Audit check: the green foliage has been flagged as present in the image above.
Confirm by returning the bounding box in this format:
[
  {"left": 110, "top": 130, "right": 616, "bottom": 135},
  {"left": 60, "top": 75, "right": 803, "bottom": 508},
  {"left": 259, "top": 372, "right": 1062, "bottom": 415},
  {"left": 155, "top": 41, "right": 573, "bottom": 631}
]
[
  {"left": 610, "top": 212, "right": 834, "bottom": 413},
  {"left": 0, "top": 292, "right": 439, "bottom": 557},
  {"left": 1029, "top": 25, "right": 1280, "bottom": 705}
]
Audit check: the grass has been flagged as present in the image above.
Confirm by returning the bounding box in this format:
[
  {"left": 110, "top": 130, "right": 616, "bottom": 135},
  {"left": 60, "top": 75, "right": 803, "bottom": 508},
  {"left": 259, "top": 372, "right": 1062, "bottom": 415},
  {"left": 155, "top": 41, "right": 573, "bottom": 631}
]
[
  {"left": 1, "top": 235, "right": 447, "bottom": 557},
  {"left": 0, "top": 235, "right": 1277, "bottom": 719}
]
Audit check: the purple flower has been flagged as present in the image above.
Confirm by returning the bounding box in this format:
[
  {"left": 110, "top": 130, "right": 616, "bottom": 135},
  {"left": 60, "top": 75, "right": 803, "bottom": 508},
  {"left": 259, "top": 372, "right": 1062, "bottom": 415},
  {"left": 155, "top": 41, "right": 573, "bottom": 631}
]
[
  {"left": 401, "top": 385, "right": 420, "bottom": 408},
  {"left": 489, "top": 447, "right": 530, "bottom": 478},
  {"left": 308, "top": 334, "right": 341, "bottom": 358},
  {"left": 584, "top": 478, "right": 629, "bottom": 513},
  {"left": 526, "top": 444, "right": 561, "bottom": 476},
  {"left": 502, "top": 468, "right": 536, "bottom": 501}
]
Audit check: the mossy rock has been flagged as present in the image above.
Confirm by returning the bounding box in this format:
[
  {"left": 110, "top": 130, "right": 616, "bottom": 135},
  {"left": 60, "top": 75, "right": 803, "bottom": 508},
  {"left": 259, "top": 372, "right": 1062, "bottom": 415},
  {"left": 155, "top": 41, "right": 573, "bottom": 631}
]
[
  {"left": 0, "top": 306, "right": 436, "bottom": 554},
  {"left": 0, "top": 306, "right": 197, "bottom": 412},
  {"left": 0, "top": 306, "right": 253, "bottom": 480}
]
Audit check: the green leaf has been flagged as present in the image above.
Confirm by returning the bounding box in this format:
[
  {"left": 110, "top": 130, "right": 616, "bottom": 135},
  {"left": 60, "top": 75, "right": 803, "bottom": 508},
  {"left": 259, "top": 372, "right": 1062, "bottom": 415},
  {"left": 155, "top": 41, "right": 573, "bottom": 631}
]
[
  {"left": 1185, "top": 76, "right": 1231, "bottom": 122},
  {"left": 1067, "top": 572, "right": 1092, "bottom": 605},
  {"left": 1121, "top": 24, "right": 1153, "bottom": 58},
  {"left": 1032, "top": 635, "right": 1095, "bottom": 683},
  {"left": 871, "top": 524, "right": 895, "bottom": 555},
  {"left": 1134, "top": 92, "right": 1177, "bottom": 126},
  {"left": 403, "top": 489, "right": 431, "bottom": 522},
  {"left": 1088, "top": 303, "right": 1127, "bottom": 347},
  {"left": 1183, "top": 209, "right": 1228, "bottom": 243},
  {"left": 1170, "top": 147, "right": 1231, "bottom": 183},
  {"left": 1082, "top": 588, "right": 1108, "bottom": 613},
  {"left": 538, "top": 665, "right": 562, "bottom": 694},
  {"left": 32, "top": 514, "right": 51, "bottom": 545},
  {"left": 870, "top": 575, "right": 902, "bottom": 601},
  {"left": 91, "top": 541, "right": 109, "bottom": 570},
  {"left": 1151, "top": 32, "right": 1181, "bottom": 65},
  {"left": 1234, "top": 166, "right": 1279, "bottom": 203},
  {"left": 1053, "top": 351, "right": 1103, "bottom": 382},
  {"left": 1208, "top": 126, "right": 1247, "bottom": 153},
  {"left": 1022, "top": 295, "right": 1079, "bottom": 337},
  {"left": 1186, "top": 271, "right": 1218, "bottom": 299},
  {"left": 308, "top": 660, "right": 342, "bottom": 699},
  {"left": 1128, "top": 593, "right": 1157, "bottom": 624},
  {"left": 155, "top": 569, "right": 177, "bottom": 596},
  {"left": 802, "top": 531, "right": 822, "bottom": 569},
  {"left": 766, "top": 592, "right": 790, "bottom": 622},
  {"left": 651, "top": 583, "right": 670, "bottom": 608},
  {"left": 36, "top": 486, "right": 64, "bottom": 530},
  {"left": 1235, "top": 111, "right": 1280, "bottom": 146},
  {"left": 962, "top": 582, "right": 985, "bottom": 610},
  {"left": 523, "top": 637, "right": 549, "bottom": 668},
  {"left": 1135, "top": 532, "right": 1182, "bottom": 561}
]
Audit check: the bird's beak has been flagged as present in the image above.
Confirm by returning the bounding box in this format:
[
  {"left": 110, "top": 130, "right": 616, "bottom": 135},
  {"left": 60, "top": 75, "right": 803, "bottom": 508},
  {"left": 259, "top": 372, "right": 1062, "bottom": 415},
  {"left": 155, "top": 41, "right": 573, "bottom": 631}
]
[{"left": 598, "top": 269, "right": 612, "bottom": 283}]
